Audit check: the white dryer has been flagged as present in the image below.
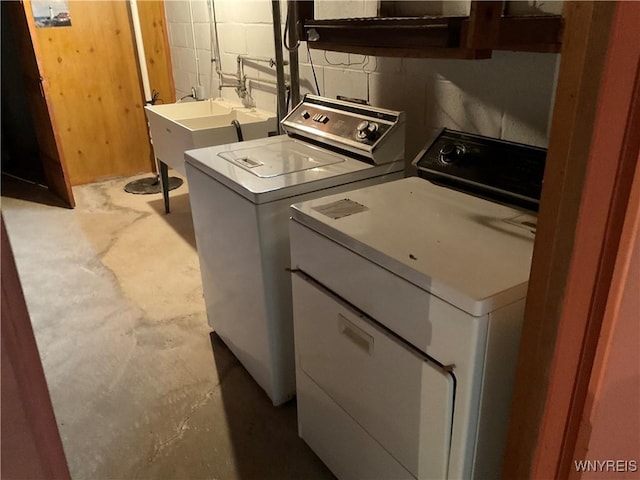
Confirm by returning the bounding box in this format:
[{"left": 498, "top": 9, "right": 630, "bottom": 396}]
[
  {"left": 185, "top": 96, "right": 406, "bottom": 405},
  {"left": 289, "top": 130, "right": 546, "bottom": 478}
]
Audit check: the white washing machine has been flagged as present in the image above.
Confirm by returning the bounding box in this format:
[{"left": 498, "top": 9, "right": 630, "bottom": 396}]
[
  {"left": 184, "top": 95, "right": 406, "bottom": 405},
  {"left": 289, "top": 129, "right": 546, "bottom": 479}
]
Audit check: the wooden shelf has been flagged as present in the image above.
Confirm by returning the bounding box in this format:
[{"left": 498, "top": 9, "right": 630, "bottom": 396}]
[
  {"left": 496, "top": 16, "right": 564, "bottom": 53},
  {"left": 297, "top": 1, "right": 563, "bottom": 59}
]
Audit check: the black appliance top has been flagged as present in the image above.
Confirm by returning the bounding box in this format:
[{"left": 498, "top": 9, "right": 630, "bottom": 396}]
[{"left": 413, "top": 129, "right": 547, "bottom": 212}]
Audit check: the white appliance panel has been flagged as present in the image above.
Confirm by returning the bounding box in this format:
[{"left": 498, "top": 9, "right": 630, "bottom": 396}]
[
  {"left": 293, "top": 273, "right": 454, "bottom": 479},
  {"left": 187, "top": 165, "right": 279, "bottom": 396},
  {"left": 290, "top": 219, "right": 491, "bottom": 478},
  {"left": 290, "top": 175, "right": 535, "bottom": 479},
  {"left": 291, "top": 177, "right": 535, "bottom": 316},
  {"left": 187, "top": 161, "right": 403, "bottom": 405},
  {"left": 296, "top": 372, "right": 412, "bottom": 480},
  {"left": 289, "top": 221, "right": 488, "bottom": 370},
  {"left": 472, "top": 299, "right": 526, "bottom": 478}
]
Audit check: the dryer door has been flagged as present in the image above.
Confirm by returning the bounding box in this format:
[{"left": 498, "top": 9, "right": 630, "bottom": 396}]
[{"left": 293, "top": 273, "right": 455, "bottom": 479}]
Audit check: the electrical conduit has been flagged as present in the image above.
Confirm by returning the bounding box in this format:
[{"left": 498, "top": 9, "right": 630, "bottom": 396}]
[
  {"left": 128, "top": 0, "right": 152, "bottom": 103},
  {"left": 271, "top": 0, "right": 287, "bottom": 132}
]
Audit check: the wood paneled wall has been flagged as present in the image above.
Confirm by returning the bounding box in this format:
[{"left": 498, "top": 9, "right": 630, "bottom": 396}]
[{"left": 28, "top": 1, "right": 173, "bottom": 185}]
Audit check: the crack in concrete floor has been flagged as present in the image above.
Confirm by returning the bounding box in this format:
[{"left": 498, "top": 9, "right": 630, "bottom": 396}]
[{"left": 134, "top": 384, "right": 224, "bottom": 480}]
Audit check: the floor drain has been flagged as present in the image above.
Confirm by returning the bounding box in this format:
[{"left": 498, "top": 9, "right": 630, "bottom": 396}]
[{"left": 124, "top": 176, "right": 183, "bottom": 195}]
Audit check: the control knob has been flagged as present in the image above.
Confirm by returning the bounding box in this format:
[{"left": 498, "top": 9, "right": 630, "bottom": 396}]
[
  {"left": 356, "top": 121, "right": 379, "bottom": 141},
  {"left": 439, "top": 143, "right": 466, "bottom": 164}
]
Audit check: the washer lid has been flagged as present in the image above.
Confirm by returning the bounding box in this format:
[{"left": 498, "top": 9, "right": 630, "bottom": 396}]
[
  {"left": 185, "top": 135, "right": 402, "bottom": 204},
  {"left": 217, "top": 140, "right": 344, "bottom": 177},
  {"left": 291, "top": 177, "right": 536, "bottom": 316}
]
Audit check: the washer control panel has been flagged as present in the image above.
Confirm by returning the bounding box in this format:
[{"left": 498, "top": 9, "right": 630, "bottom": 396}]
[
  {"left": 281, "top": 95, "right": 405, "bottom": 164},
  {"left": 356, "top": 121, "right": 379, "bottom": 141},
  {"left": 285, "top": 103, "right": 390, "bottom": 146}
]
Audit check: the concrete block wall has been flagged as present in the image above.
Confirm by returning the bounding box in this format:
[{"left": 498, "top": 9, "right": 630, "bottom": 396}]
[
  {"left": 164, "top": 0, "right": 559, "bottom": 160},
  {"left": 165, "top": 0, "right": 285, "bottom": 108}
]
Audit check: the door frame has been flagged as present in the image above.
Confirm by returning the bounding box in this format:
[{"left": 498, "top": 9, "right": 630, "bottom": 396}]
[
  {"left": 503, "top": 1, "right": 640, "bottom": 477},
  {"left": 1, "top": 215, "right": 72, "bottom": 478}
]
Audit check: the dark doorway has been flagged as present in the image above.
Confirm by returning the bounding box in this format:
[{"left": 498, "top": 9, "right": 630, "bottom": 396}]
[{"left": 1, "top": 1, "right": 47, "bottom": 186}]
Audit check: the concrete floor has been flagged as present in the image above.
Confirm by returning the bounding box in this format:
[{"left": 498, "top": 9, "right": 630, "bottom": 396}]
[{"left": 1, "top": 173, "right": 334, "bottom": 480}]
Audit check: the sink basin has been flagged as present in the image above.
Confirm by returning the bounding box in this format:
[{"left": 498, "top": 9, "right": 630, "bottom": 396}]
[{"left": 145, "top": 98, "right": 277, "bottom": 175}]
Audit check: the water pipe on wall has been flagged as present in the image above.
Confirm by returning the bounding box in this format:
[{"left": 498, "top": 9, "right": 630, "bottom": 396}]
[
  {"left": 238, "top": 54, "right": 289, "bottom": 67},
  {"left": 284, "top": 0, "right": 301, "bottom": 106},
  {"left": 187, "top": 0, "right": 205, "bottom": 100},
  {"left": 208, "top": 0, "right": 240, "bottom": 95},
  {"left": 207, "top": 0, "right": 291, "bottom": 109},
  {"left": 236, "top": 54, "right": 289, "bottom": 92},
  {"left": 244, "top": 77, "right": 280, "bottom": 87}
]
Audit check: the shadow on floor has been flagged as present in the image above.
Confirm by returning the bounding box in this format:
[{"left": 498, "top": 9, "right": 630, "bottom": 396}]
[
  {"left": 1, "top": 173, "right": 69, "bottom": 208},
  {"left": 209, "top": 332, "right": 335, "bottom": 480},
  {"left": 146, "top": 191, "right": 198, "bottom": 251}
]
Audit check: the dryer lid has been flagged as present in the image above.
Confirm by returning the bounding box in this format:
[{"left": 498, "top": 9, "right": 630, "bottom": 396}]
[{"left": 290, "top": 177, "right": 536, "bottom": 316}]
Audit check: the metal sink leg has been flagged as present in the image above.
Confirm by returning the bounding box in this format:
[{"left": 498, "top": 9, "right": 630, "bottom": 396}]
[{"left": 159, "top": 160, "right": 170, "bottom": 214}]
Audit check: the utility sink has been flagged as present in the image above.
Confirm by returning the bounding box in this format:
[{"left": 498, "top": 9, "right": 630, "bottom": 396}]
[{"left": 145, "top": 98, "right": 277, "bottom": 176}]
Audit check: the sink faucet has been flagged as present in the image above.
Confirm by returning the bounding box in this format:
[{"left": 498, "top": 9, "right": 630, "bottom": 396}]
[{"left": 235, "top": 78, "right": 255, "bottom": 108}]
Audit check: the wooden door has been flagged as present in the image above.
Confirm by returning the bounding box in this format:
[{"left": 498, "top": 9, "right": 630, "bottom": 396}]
[
  {"left": 24, "top": 1, "right": 157, "bottom": 185},
  {"left": 5, "top": 2, "right": 75, "bottom": 207}
]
